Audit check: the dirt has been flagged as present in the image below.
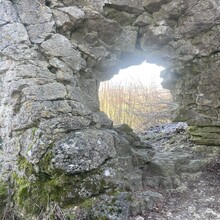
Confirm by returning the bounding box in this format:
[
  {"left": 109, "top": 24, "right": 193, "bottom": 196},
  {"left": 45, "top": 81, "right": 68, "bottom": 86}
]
[
  {"left": 140, "top": 123, "right": 220, "bottom": 220},
  {"left": 147, "top": 165, "right": 220, "bottom": 219}
]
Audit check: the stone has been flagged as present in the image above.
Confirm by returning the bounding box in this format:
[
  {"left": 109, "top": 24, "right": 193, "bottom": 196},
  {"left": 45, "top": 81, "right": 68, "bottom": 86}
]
[
  {"left": 53, "top": 129, "right": 116, "bottom": 174},
  {"left": 104, "top": 7, "right": 136, "bottom": 25},
  {"left": 85, "top": 8, "right": 122, "bottom": 46},
  {"left": 114, "top": 26, "right": 138, "bottom": 53},
  {"left": 104, "top": 0, "right": 144, "bottom": 14},
  {"left": 135, "top": 216, "right": 144, "bottom": 220},
  {"left": 45, "top": 0, "right": 64, "bottom": 8},
  {"left": 41, "top": 34, "right": 85, "bottom": 71},
  {"left": 130, "top": 191, "right": 164, "bottom": 216},
  {"left": 0, "top": 0, "right": 19, "bottom": 25},
  {"left": 3, "top": 64, "right": 56, "bottom": 92},
  {"left": 26, "top": 21, "right": 55, "bottom": 44},
  {"left": 22, "top": 82, "right": 67, "bottom": 101},
  {"left": 142, "top": 0, "right": 172, "bottom": 13},
  {"left": 12, "top": 100, "right": 72, "bottom": 130},
  {"left": 52, "top": 9, "right": 71, "bottom": 31},
  {"left": 53, "top": 6, "right": 86, "bottom": 33},
  {"left": 14, "top": 0, "right": 52, "bottom": 25},
  {"left": 134, "top": 13, "right": 153, "bottom": 26},
  {"left": 68, "top": 100, "right": 92, "bottom": 116},
  {"left": 2, "top": 44, "right": 39, "bottom": 61},
  {"left": 0, "top": 23, "right": 29, "bottom": 50},
  {"left": 148, "top": 25, "right": 174, "bottom": 45},
  {"left": 87, "top": 193, "right": 131, "bottom": 220},
  {"left": 179, "top": 159, "right": 211, "bottom": 173},
  {"left": 59, "top": 6, "right": 85, "bottom": 25},
  {"left": 92, "top": 111, "right": 113, "bottom": 128},
  {"left": 131, "top": 148, "right": 154, "bottom": 166},
  {"left": 188, "top": 126, "right": 220, "bottom": 145}
]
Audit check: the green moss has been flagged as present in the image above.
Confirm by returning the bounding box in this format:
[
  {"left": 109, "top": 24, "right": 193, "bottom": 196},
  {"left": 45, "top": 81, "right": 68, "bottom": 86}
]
[
  {"left": 13, "top": 172, "right": 109, "bottom": 216},
  {"left": 13, "top": 154, "right": 111, "bottom": 217},
  {"left": 26, "top": 127, "right": 38, "bottom": 152},
  {"left": 0, "top": 179, "right": 7, "bottom": 216},
  {"left": 81, "top": 197, "right": 96, "bottom": 209},
  {"left": 38, "top": 150, "right": 54, "bottom": 175},
  {"left": 189, "top": 63, "right": 200, "bottom": 76},
  {"left": 66, "top": 213, "right": 77, "bottom": 220},
  {"left": 188, "top": 126, "right": 220, "bottom": 145},
  {"left": 120, "top": 124, "right": 133, "bottom": 133},
  {"left": 27, "top": 144, "right": 33, "bottom": 152},
  {"left": 13, "top": 174, "right": 45, "bottom": 214},
  {"left": 17, "top": 155, "right": 34, "bottom": 176},
  {"left": 32, "top": 127, "right": 37, "bottom": 136}
]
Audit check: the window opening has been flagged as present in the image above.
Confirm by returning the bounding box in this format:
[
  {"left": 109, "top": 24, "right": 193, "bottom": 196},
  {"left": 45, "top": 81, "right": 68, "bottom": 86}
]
[{"left": 99, "top": 61, "right": 174, "bottom": 132}]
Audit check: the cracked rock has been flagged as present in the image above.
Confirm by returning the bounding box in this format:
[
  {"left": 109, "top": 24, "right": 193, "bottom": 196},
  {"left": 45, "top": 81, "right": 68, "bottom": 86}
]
[{"left": 53, "top": 129, "right": 116, "bottom": 174}]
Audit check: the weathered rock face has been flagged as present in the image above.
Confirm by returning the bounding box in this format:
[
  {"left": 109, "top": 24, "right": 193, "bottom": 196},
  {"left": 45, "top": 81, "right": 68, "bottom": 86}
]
[{"left": 1, "top": 0, "right": 220, "bottom": 218}]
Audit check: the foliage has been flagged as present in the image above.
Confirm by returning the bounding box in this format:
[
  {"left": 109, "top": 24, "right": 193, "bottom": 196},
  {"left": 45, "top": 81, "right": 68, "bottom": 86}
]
[{"left": 99, "top": 78, "right": 174, "bottom": 131}]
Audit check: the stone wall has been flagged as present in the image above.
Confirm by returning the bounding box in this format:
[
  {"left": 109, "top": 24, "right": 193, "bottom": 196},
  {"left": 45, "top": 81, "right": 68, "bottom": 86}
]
[{"left": 1, "top": 0, "right": 220, "bottom": 218}]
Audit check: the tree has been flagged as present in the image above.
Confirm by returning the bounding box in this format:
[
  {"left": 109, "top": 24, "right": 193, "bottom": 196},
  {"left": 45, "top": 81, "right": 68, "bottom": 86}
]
[{"left": 99, "top": 78, "right": 174, "bottom": 131}]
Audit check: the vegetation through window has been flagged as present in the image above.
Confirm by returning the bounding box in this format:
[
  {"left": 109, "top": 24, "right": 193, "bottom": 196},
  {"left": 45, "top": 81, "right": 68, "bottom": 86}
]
[{"left": 99, "top": 62, "right": 174, "bottom": 131}]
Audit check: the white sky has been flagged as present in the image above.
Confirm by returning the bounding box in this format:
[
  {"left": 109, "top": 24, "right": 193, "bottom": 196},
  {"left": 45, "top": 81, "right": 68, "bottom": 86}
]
[{"left": 108, "top": 61, "right": 165, "bottom": 88}]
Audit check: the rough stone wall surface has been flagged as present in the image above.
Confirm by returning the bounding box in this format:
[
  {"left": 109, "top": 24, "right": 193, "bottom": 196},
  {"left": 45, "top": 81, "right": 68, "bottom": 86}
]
[{"left": 0, "top": 0, "right": 220, "bottom": 218}]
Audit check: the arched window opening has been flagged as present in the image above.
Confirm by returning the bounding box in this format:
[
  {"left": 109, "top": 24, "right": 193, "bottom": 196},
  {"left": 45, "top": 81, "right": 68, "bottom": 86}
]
[{"left": 99, "top": 61, "right": 174, "bottom": 132}]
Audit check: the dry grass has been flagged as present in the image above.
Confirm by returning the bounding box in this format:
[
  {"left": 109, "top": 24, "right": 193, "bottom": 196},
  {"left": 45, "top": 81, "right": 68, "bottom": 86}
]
[{"left": 99, "top": 79, "right": 174, "bottom": 132}]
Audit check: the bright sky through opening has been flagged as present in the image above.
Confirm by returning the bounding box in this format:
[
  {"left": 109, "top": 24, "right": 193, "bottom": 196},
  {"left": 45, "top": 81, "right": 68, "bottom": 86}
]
[{"left": 109, "top": 61, "right": 165, "bottom": 87}]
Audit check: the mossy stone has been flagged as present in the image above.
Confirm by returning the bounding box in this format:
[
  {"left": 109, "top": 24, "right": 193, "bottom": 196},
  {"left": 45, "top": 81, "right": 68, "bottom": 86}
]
[
  {"left": 13, "top": 154, "right": 111, "bottom": 217},
  {"left": 0, "top": 179, "right": 7, "bottom": 217}
]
